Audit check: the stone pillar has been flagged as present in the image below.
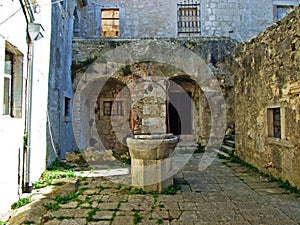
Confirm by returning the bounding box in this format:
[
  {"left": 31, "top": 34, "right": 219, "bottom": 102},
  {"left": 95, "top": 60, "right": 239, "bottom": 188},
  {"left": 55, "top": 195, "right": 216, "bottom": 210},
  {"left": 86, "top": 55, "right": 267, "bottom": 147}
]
[
  {"left": 128, "top": 69, "right": 168, "bottom": 134},
  {"left": 127, "top": 134, "right": 178, "bottom": 193}
]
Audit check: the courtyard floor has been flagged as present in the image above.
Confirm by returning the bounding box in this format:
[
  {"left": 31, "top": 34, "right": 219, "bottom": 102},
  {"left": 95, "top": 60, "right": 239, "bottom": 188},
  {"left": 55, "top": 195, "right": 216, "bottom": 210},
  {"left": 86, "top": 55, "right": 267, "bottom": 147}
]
[{"left": 4, "top": 153, "right": 300, "bottom": 225}]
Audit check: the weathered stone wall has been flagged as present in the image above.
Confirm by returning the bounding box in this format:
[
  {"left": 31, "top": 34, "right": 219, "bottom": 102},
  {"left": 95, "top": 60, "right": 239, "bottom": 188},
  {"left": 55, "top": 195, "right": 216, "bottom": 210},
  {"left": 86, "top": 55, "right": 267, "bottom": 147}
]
[
  {"left": 234, "top": 6, "right": 300, "bottom": 188},
  {"left": 72, "top": 38, "right": 236, "bottom": 150},
  {"left": 74, "top": 0, "right": 299, "bottom": 42},
  {"left": 47, "top": 0, "right": 78, "bottom": 165}
]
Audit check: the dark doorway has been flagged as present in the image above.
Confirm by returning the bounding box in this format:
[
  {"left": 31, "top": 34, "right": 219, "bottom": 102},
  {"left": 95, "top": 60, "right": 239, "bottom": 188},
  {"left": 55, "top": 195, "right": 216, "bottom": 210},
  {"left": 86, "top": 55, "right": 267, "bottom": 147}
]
[{"left": 168, "top": 92, "right": 192, "bottom": 135}]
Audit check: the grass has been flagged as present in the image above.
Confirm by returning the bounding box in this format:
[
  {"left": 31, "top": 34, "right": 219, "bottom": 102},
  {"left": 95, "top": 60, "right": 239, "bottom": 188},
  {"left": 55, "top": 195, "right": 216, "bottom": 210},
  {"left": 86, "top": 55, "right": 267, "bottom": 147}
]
[
  {"left": 116, "top": 183, "right": 122, "bottom": 190},
  {"left": 230, "top": 156, "right": 300, "bottom": 195},
  {"left": 86, "top": 208, "right": 97, "bottom": 222},
  {"left": 112, "top": 151, "right": 131, "bottom": 165},
  {"left": 57, "top": 216, "right": 75, "bottom": 221},
  {"left": 163, "top": 179, "right": 181, "bottom": 195},
  {"left": 150, "top": 191, "right": 159, "bottom": 202},
  {"left": 23, "top": 221, "right": 35, "bottom": 225},
  {"left": 72, "top": 57, "right": 97, "bottom": 72},
  {"left": 33, "top": 160, "right": 75, "bottom": 189},
  {"left": 133, "top": 211, "right": 142, "bottom": 224},
  {"left": 109, "top": 202, "right": 122, "bottom": 225},
  {"left": 230, "top": 156, "right": 259, "bottom": 173},
  {"left": 156, "top": 219, "right": 163, "bottom": 224},
  {"left": 277, "top": 179, "right": 300, "bottom": 195},
  {"left": 194, "top": 143, "right": 205, "bottom": 153},
  {"left": 11, "top": 197, "right": 31, "bottom": 209},
  {"left": 129, "top": 188, "right": 146, "bottom": 195},
  {"left": 43, "top": 202, "right": 61, "bottom": 211},
  {"left": 55, "top": 188, "right": 85, "bottom": 204}
]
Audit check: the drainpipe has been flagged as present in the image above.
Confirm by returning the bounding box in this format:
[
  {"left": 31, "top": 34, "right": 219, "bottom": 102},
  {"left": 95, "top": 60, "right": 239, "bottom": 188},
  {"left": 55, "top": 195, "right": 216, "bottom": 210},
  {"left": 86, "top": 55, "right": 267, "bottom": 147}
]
[
  {"left": 23, "top": 42, "right": 34, "bottom": 193},
  {"left": 19, "top": 0, "right": 35, "bottom": 193}
]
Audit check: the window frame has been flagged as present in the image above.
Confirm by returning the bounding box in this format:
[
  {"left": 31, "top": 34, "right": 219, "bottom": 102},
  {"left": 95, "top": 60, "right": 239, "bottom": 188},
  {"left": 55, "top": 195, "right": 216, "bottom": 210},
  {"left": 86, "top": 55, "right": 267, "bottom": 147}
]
[
  {"left": 3, "top": 51, "right": 13, "bottom": 116},
  {"left": 103, "top": 100, "right": 124, "bottom": 116},
  {"left": 3, "top": 42, "right": 24, "bottom": 119},
  {"left": 177, "top": 2, "right": 201, "bottom": 35},
  {"left": 273, "top": 1, "right": 297, "bottom": 20},
  {"left": 100, "top": 8, "right": 120, "bottom": 38},
  {"left": 267, "top": 106, "right": 286, "bottom": 140}
]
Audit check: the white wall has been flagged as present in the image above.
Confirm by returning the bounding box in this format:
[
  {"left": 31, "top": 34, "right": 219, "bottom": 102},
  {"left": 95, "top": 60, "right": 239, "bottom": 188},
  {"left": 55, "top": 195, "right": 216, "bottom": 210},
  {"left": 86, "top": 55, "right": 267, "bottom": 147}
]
[
  {"left": 29, "top": 1, "right": 52, "bottom": 185},
  {"left": 0, "top": 0, "right": 51, "bottom": 218},
  {"left": 0, "top": 1, "right": 28, "bottom": 217}
]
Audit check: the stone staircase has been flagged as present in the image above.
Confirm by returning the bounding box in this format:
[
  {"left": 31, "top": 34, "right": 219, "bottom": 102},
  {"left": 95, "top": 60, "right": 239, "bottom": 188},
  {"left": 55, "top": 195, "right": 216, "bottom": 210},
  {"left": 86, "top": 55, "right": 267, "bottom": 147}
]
[
  {"left": 214, "top": 138, "right": 235, "bottom": 159},
  {"left": 174, "top": 141, "right": 198, "bottom": 154},
  {"left": 174, "top": 139, "right": 235, "bottom": 160}
]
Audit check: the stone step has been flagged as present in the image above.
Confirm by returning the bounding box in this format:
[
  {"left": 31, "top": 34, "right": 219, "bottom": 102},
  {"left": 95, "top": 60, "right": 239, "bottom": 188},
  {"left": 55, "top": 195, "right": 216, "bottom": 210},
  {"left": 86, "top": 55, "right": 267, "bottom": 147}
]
[
  {"left": 220, "top": 144, "right": 235, "bottom": 156},
  {"left": 213, "top": 149, "right": 231, "bottom": 159},
  {"left": 177, "top": 141, "right": 197, "bottom": 148},
  {"left": 174, "top": 146, "right": 196, "bottom": 154},
  {"left": 224, "top": 139, "right": 235, "bottom": 147}
]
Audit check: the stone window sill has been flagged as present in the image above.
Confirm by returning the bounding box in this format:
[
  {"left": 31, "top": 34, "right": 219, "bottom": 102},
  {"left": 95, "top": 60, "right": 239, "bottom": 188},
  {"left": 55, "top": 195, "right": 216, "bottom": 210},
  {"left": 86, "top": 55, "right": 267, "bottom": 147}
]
[{"left": 267, "top": 137, "right": 293, "bottom": 147}]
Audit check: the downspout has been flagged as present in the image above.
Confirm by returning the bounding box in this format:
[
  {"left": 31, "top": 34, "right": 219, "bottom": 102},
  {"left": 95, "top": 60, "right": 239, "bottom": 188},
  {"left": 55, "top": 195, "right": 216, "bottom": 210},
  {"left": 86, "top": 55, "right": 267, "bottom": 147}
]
[
  {"left": 24, "top": 42, "right": 34, "bottom": 193},
  {"left": 19, "top": 0, "right": 35, "bottom": 193}
]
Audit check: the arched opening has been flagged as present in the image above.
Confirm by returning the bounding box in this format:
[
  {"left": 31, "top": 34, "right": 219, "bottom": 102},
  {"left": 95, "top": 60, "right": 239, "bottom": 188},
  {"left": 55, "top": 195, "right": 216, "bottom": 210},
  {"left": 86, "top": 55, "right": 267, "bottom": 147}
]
[
  {"left": 168, "top": 75, "right": 200, "bottom": 141},
  {"left": 95, "top": 78, "right": 131, "bottom": 152}
]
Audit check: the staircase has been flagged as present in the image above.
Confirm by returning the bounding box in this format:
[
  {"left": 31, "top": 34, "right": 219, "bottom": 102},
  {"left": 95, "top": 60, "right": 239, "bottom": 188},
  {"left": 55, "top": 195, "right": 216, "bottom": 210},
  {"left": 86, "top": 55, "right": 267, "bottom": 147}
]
[
  {"left": 175, "top": 141, "right": 197, "bottom": 154},
  {"left": 174, "top": 138, "right": 235, "bottom": 160},
  {"left": 214, "top": 138, "right": 235, "bottom": 159}
]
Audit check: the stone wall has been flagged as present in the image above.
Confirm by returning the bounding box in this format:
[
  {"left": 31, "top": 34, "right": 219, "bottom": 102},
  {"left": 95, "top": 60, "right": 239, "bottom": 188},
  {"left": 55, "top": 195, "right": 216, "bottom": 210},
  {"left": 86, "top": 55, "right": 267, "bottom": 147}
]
[
  {"left": 72, "top": 38, "right": 236, "bottom": 150},
  {"left": 234, "top": 5, "right": 300, "bottom": 188},
  {"left": 74, "top": 0, "right": 299, "bottom": 42},
  {"left": 47, "top": 0, "right": 79, "bottom": 165}
]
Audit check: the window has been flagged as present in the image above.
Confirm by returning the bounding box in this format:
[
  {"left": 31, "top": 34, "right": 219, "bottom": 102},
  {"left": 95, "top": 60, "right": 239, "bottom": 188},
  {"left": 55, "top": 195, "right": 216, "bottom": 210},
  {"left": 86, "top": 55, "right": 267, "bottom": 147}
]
[
  {"left": 73, "top": 7, "right": 80, "bottom": 35},
  {"left": 3, "top": 45, "right": 23, "bottom": 118},
  {"left": 3, "top": 52, "right": 13, "bottom": 115},
  {"left": 103, "top": 100, "right": 123, "bottom": 116},
  {"left": 64, "top": 97, "right": 71, "bottom": 117},
  {"left": 101, "top": 9, "right": 119, "bottom": 37},
  {"left": 275, "top": 5, "right": 294, "bottom": 20},
  {"left": 177, "top": 2, "right": 201, "bottom": 35},
  {"left": 267, "top": 107, "right": 285, "bottom": 139}
]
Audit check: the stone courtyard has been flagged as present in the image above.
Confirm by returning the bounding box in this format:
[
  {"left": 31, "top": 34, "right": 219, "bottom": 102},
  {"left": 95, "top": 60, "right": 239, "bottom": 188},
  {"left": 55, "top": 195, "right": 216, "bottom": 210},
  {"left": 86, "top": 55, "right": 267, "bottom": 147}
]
[{"left": 4, "top": 151, "right": 300, "bottom": 225}]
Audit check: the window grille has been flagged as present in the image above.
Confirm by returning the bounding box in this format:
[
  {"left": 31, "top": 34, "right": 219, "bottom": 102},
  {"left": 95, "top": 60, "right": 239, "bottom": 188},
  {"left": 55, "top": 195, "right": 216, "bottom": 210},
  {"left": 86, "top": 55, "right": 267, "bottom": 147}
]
[
  {"left": 267, "top": 107, "right": 282, "bottom": 138},
  {"left": 103, "top": 100, "right": 123, "bottom": 116},
  {"left": 177, "top": 0, "right": 201, "bottom": 35},
  {"left": 101, "top": 9, "right": 120, "bottom": 37}
]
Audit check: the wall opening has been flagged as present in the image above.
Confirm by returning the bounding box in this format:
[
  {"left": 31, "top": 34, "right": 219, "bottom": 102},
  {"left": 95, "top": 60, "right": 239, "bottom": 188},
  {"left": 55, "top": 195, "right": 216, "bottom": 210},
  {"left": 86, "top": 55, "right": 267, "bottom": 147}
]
[
  {"left": 95, "top": 78, "right": 130, "bottom": 152},
  {"left": 168, "top": 75, "right": 199, "bottom": 140},
  {"left": 267, "top": 107, "right": 286, "bottom": 139},
  {"left": 101, "top": 9, "right": 119, "bottom": 37}
]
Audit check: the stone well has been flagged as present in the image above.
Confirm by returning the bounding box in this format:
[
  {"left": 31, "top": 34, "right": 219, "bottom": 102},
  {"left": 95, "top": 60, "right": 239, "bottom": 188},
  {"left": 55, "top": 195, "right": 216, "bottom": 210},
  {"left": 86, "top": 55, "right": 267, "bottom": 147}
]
[{"left": 127, "top": 133, "right": 178, "bottom": 193}]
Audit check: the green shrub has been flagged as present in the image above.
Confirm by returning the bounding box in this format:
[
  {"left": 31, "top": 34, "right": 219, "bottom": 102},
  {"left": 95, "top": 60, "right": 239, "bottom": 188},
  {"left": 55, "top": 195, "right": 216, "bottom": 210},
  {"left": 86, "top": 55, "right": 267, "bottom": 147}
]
[{"left": 11, "top": 197, "right": 31, "bottom": 209}]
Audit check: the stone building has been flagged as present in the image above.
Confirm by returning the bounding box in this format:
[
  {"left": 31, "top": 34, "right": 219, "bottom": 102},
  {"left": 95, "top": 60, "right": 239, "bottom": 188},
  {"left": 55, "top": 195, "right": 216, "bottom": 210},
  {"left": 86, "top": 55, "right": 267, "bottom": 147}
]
[
  {"left": 72, "top": 0, "right": 299, "bottom": 152},
  {"left": 47, "top": 0, "right": 86, "bottom": 165},
  {"left": 73, "top": 0, "right": 299, "bottom": 41},
  {"left": 0, "top": 0, "right": 51, "bottom": 217},
  {"left": 234, "top": 5, "right": 300, "bottom": 189}
]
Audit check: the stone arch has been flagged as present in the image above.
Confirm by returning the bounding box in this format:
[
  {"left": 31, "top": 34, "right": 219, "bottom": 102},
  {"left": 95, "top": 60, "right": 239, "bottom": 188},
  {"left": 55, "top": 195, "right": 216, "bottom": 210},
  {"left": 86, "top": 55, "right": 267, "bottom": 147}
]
[
  {"left": 95, "top": 78, "right": 131, "bottom": 152},
  {"left": 168, "top": 75, "right": 200, "bottom": 141},
  {"left": 73, "top": 40, "right": 226, "bottom": 167}
]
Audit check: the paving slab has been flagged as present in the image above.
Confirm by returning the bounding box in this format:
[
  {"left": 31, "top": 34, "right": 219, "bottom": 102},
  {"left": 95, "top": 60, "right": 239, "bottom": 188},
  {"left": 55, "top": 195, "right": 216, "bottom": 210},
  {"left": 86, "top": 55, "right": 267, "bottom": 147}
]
[{"left": 3, "top": 153, "right": 300, "bottom": 225}]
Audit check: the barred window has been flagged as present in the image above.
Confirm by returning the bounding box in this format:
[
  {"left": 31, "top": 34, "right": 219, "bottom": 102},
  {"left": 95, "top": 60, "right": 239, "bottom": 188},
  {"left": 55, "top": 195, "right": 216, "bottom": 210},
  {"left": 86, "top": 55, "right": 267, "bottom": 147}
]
[
  {"left": 267, "top": 107, "right": 284, "bottom": 139},
  {"left": 103, "top": 100, "right": 123, "bottom": 116},
  {"left": 101, "top": 9, "right": 119, "bottom": 38},
  {"left": 177, "top": 1, "right": 201, "bottom": 35}
]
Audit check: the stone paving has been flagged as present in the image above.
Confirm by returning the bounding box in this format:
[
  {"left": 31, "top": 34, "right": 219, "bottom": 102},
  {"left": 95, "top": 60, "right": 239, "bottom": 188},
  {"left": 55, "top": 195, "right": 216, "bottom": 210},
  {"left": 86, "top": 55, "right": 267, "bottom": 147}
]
[{"left": 4, "top": 153, "right": 300, "bottom": 225}]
